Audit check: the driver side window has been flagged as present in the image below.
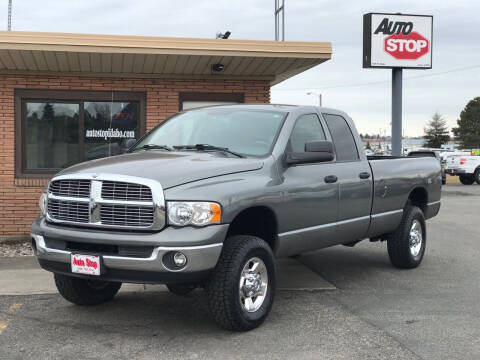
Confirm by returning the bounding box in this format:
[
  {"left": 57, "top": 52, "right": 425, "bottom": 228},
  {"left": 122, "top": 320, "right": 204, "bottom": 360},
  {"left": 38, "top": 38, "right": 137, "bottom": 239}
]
[{"left": 289, "top": 114, "right": 326, "bottom": 152}]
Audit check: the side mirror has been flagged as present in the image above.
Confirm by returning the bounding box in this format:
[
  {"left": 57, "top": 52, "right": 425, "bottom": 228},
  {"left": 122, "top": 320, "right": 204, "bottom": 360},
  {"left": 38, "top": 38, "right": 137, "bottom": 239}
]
[{"left": 286, "top": 140, "right": 335, "bottom": 165}]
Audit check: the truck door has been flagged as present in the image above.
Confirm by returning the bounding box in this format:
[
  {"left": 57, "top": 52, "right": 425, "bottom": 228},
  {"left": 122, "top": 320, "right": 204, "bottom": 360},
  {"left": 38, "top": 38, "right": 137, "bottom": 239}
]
[
  {"left": 276, "top": 113, "right": 339, "bottom": 257},
  {"left": 322, "top": 113, "right": 373, "bottom": 243}
]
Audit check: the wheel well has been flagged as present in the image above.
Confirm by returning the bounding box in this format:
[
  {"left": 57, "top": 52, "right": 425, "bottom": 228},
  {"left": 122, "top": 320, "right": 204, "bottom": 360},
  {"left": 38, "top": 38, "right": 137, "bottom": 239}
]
[
  {"left": 227, "top": 206, "right": 278, "bottom": 252},
  {"left": 407, "top": 187, "right": 428, "bottom": 211}
]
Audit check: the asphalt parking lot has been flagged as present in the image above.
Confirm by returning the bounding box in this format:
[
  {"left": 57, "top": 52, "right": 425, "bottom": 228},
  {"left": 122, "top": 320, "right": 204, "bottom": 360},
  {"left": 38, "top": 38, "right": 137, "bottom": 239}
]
[{"left": 0, "top": 183, "right": 479, "bottom": 360}]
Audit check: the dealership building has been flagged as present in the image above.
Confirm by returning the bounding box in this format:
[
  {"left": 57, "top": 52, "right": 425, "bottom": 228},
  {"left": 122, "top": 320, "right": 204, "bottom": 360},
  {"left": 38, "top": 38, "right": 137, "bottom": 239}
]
[{"left": 0, "top": 31, "right": 331, "bottom": 238}]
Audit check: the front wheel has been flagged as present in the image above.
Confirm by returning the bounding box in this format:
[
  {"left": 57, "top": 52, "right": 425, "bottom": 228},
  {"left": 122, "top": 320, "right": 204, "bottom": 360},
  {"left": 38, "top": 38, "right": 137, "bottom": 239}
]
[
  {"left": 54, "top": 274, "right": 122, "bottom": 305},
  {"left": 206, "top": 235, "right": 276, "bottom": 331},
  {"left": 459, "top": 175, "right": 475, "bottom": 185},
  {"left": 387, "top": 206, "right": 426, "bottom": 269}
]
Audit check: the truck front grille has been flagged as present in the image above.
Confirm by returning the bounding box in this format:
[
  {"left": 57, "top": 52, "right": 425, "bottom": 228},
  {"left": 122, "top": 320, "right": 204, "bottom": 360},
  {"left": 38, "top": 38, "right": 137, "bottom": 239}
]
[
  {"left": 49, "top": 179, "right": 91, "bottom": 198},
  {"left": 100, "top": 204, "right": 155, "bottom": 227},
  {"left": 46, "top": 175, "right": 165, "bottom": 230},
  {"left": 101, "top": 181, "right": 152, "bottom": 201},
  {"left": 47, "top": 199, "right": 90, "bottom": 223}
]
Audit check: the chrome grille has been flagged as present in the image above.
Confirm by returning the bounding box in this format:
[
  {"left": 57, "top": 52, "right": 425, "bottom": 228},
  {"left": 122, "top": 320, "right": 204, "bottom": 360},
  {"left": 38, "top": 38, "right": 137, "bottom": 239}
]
[
  {"left": 47, "top": 199, "right": 90, "bottom": 223},
  {"left": 49, "top": 179, "right": 91, "bottom": 198},
  {"left": 46, "top": 174, "right": 164, "bottom": 230},
  {"left": 100, "top": 204, "right": 155, "bottom": 227},
  {"left": 101, "top": 181, "right": 152, "bottom": 201}
]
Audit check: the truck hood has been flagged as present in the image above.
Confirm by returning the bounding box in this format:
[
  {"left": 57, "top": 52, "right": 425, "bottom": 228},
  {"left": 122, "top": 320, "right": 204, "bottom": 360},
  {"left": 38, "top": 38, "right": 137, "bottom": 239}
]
[{"left": 57, "top": 151, "right": 264, "bottom": 189}]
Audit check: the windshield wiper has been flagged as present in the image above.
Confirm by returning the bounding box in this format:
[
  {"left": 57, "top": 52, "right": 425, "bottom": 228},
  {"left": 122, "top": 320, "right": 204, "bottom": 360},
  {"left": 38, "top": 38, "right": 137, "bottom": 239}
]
[
  {"left": 134, "top": 144, "right": 173, "bottom": 152},
  {"left": 174, "top": 144, "right": 245, "bottom": 158}
]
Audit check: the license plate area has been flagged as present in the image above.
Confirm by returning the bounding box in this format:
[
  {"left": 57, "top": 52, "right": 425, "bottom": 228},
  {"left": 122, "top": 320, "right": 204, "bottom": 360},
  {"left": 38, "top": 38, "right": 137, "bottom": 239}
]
[{"left": 71, "top": 254, "right": 101, "bottom": 276}]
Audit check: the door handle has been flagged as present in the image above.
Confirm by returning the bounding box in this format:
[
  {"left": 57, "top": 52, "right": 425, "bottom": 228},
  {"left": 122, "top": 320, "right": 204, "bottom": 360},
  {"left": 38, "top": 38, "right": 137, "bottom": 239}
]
[
  {"left": 359, "top": 172, "right": 371, "bottom": 179},
  {"left": 324, "top": 175, "right": 338, "bottom": 183}
]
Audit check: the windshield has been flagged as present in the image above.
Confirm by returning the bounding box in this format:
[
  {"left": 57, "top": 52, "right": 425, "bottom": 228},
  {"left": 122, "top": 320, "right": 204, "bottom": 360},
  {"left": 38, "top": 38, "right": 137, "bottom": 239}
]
[{"left": 132, "top": 108, "right": 286, "bottom": 157}]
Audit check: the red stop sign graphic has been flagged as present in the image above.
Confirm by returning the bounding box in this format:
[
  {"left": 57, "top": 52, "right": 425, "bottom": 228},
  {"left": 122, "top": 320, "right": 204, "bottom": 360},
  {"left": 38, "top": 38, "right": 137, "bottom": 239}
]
[{"left": 384, "top": 32, "right": 429, "bottom": 60}]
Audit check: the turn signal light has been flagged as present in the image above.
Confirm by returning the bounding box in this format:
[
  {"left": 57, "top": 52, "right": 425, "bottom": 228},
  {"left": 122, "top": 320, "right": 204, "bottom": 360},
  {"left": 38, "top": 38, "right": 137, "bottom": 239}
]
[{"left": 210, "top": 203, "right": 222, "bottom": 223}]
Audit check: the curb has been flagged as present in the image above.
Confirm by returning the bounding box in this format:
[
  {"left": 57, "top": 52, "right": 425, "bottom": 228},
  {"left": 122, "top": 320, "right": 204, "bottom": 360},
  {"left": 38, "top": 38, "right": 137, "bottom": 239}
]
[{"left": 0, "top": 235, "right": 30, "bottom": 245}]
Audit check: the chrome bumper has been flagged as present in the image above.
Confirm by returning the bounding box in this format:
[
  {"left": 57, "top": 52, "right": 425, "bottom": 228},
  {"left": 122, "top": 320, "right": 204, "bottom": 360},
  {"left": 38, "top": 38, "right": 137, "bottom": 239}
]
[{"left": 32, "top": 234, "right": 223, "bottom": 274}]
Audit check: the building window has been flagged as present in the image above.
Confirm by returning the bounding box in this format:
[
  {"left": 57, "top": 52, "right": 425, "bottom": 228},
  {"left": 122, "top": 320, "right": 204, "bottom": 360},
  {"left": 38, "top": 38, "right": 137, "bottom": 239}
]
[
  {"left": 15, "top": 90, "right": 145, "bottom": 177},
  {"left": 179, "top": 92, "right": 245, "bottom": 110},
  {"left": 25, "top": 102, "right": 80, "bottom": 171}
]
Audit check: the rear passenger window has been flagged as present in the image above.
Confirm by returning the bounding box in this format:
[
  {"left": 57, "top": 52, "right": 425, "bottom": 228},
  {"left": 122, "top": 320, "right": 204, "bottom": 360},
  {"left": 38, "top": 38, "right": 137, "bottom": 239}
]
[
  {"left": 323, "top": 114, "right": 359, "bottom": 162},
  {"left": 289, "top": 114, "right": 326, "bottom": 153}
]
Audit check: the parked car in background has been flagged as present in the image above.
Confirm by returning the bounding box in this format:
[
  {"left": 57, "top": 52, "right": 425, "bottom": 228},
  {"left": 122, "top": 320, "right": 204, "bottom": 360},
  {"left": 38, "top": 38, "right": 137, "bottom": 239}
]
[
  {"left": 446, "top": 154, "right": 480, "bottom": 185},
  {"left": 31, "top": 105, "right": 441, "bottom": 331}
]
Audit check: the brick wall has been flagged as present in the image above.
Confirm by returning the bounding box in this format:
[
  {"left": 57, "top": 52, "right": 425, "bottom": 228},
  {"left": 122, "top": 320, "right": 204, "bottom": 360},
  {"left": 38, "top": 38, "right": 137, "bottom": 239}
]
[{"left": 0, "top": 75, "right": 270, "bottom": 236}]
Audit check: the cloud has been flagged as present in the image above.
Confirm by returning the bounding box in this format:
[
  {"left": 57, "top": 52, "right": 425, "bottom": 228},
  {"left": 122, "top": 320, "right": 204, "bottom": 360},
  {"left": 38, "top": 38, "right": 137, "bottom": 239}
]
[{"left": 2, "top": 0, "right": 478, "bottom": 136}]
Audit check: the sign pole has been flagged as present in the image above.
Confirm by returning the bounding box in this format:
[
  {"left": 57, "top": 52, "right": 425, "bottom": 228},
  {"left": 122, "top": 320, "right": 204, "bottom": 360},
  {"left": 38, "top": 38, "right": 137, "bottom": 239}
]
[{"left": 391, "top": 67, "right": 402, "bottom": 156}]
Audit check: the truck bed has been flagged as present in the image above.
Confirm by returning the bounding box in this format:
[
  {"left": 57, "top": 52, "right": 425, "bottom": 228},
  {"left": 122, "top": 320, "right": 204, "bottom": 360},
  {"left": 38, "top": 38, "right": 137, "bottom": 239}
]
[{"left": 365, "top": 156, "right": 442, "bottom": 239}]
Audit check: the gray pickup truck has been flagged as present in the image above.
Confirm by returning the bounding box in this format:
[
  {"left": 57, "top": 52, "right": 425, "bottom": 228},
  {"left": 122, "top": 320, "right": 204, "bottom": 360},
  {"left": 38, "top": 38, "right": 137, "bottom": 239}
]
[{"left": 31, "top": 104, "right": 441, "bottom": 331}]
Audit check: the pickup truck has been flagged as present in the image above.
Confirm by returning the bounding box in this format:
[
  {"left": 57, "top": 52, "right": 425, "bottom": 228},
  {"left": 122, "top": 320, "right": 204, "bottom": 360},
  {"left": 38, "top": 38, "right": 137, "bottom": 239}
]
[
  {"left": 31, "top": 104, "right": 441, "bottom": 331},
  {"left": 446, "top": 154, "right": 480, "bottom": 185}
]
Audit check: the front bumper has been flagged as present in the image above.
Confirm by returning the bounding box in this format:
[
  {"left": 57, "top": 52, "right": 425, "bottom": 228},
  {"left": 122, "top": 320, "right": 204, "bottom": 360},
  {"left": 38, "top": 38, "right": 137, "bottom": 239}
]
[{"left": 31, "top": 217, "right": 228, "bottom": 284}]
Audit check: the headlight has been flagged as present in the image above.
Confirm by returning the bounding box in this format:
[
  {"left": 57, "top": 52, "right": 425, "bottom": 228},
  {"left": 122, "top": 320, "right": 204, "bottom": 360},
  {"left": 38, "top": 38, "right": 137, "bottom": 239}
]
[
  {"left": 39, "top": 191, "right": 48, "bottom": 215},
  {"left": 167, "top": 202, "right": 221, "bottom": 226}
]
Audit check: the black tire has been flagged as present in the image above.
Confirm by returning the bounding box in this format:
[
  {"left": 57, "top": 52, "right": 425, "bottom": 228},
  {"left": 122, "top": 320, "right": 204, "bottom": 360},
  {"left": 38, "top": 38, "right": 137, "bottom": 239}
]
[
  {"left": 459, "top": 175, "right": 475, "bottom": 185},
  {"left": 474, "top": 168, "right": 480, "bottom": 185},
  {"left": 206, "top": 235, "right": 276, "bottom": 331},
  {"left": 387, "top": 206, "right": 426, "bottom": 269},
  {"left": 54, "top": 273, "right": 122, "bottom": 306},
  {"left": 166, "top": 283, "right": 196, "bottom": 295}
]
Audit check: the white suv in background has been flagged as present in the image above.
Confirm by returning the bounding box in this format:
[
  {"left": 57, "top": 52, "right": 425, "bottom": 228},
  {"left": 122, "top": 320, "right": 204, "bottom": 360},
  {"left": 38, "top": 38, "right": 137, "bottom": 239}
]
[{"left": 446, "top": 154, "right": 480, "bottom": 185}]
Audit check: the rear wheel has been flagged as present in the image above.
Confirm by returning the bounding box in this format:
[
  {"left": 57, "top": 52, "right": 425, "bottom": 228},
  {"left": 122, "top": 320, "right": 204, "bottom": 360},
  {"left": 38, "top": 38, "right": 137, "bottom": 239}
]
[
  {"left": 387, "top": 206, "right": 426, "bottom": 269},
  {"left": 206, "top": 235, "right": 276, "bottom": 331},
  {"left": 54, "top": 273, "right": 122, "bottom": 305},
  {"left": 459, "top": 175, "right": 475, "bottom": 185},
  {"left": 474, "top": 169, "right": 480, "bottom": 185}
]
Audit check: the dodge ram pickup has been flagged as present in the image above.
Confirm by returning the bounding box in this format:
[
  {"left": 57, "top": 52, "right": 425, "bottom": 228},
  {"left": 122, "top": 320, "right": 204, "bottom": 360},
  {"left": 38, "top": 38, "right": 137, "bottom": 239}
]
[{"left": 31, "top": 104, "right": 441, "bottom": 331}]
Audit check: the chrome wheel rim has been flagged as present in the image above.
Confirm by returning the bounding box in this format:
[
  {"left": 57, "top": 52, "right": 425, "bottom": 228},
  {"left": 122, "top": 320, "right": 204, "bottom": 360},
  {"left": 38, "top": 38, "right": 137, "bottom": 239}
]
[
  {"left": 239, "top": 257, "right": 268, "bottom": 313},
  {"left": 409, "top": 220, "right": 423, "bottom": 257}
]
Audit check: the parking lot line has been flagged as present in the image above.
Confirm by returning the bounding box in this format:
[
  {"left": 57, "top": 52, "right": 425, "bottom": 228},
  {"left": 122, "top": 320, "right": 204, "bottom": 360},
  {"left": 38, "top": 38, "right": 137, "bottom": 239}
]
[
  {"left": 8, "top": 303, "right": 22, "bottom": 312},
  {"left": 0, "top": 320, "right": 8, "bottom": 334}
]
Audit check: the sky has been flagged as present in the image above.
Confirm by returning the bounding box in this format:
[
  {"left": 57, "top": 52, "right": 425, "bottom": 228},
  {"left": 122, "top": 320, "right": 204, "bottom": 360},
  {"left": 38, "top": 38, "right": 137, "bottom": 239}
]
[{"left": 1, "top": 0, "right": 479, "bottom": 137}]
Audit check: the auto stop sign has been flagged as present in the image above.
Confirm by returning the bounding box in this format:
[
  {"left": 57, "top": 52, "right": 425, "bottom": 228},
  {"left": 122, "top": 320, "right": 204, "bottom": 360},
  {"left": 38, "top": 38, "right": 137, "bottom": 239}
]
[
  {"left": 385, "top": 32, "right": 429, "bottom": 60},
  {"left": 363, "top": 13, "right": 433, "bottom": 68}
]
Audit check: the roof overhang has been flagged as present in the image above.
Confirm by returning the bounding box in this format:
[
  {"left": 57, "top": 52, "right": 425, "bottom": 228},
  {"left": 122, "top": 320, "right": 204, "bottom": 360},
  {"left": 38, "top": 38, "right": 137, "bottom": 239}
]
[{"left": 0, "top": 31, "right": 332, "bottom": 85}]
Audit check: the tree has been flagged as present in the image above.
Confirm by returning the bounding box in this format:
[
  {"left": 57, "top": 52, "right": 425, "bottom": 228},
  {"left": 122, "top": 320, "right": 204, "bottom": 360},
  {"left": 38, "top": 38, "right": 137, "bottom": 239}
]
[
  {"left": 366, "top": 141, "right": 372, "bottom": 150},
  {"left": 452, "top": 97, "right": 480, "bottom": 149},
  {"left": 42, "top": 102, "right": 55, "bottom": 121},
  {"left": 423, "top": 112, "right": 450, "bottom": 148}
]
